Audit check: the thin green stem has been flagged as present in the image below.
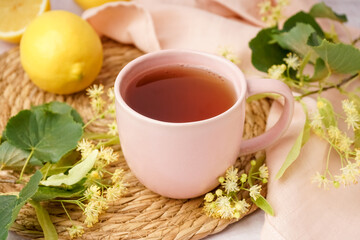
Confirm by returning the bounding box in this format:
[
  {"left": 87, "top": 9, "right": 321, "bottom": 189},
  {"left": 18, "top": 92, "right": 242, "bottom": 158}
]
[
  {"left": 60, "top": 201, "right": 73, "bottom": 223},
  {"left": 286, "top": 66, "right": 290, "bottom": 79},
  {"left": 324, "top": 144, "right": 332, "bottom": 176},
  {"left": 19, "top": 149, "right": 34, "bottom": 181},
  {"left": 42, "top": 164, "right": 51, "bottom": 181},
  {"left": 83, "top": 112, "right": 106, "bottom": 129},
  {"left": 352, "top": 36, "right": 360, "bottom": 45},
  {"left": 52, "top": 199, "right": 86, "bottom": 211},
  {"left": 82, "top": 132, "right": 114, "bottom": 140},
  {"left": 299, "top": 73, "right": 359, "bottom": 99},
  {"left": 83, "top": 117, "right": 99, "bottom": 129},
  {"left": 298, "top": 52, "right": 311, "bottom": 82},
  {"left": 95, "top": 136, "right": 119, "bottom": 148}
]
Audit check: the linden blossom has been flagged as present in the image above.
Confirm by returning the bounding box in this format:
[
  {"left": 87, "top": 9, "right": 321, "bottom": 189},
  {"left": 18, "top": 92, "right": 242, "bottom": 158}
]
[
  {"left": 249, "top": 0, "right": 360, "bottom": 189},
  {"left": 0, "top": 83, "right": 125, "bottom": 239},
  {"left": 203, "top": 159, "right": 271, "bottom": 220}
]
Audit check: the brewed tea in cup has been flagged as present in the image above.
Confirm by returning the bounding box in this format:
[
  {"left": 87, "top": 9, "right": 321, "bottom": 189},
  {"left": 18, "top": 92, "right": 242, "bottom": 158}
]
[{"left": 115, "top": 50, "right": 294, "bottom": 199}]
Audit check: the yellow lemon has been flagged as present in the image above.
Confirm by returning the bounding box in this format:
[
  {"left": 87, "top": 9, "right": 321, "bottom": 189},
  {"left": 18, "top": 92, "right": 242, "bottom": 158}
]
[
  {"left": 74, "top": 0, "right": 129, "bottom": 10},
  {"left": 20, "top": 10, "right": 103, "bottom": 95},
  {"left": 0, "top": 0, "right": 50, "bottom": 43}
]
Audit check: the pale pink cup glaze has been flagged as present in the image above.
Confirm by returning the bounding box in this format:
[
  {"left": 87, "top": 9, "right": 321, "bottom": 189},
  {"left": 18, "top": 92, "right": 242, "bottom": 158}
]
[{"left": 115, "top": 50, "right": 294, "bottom": 199}]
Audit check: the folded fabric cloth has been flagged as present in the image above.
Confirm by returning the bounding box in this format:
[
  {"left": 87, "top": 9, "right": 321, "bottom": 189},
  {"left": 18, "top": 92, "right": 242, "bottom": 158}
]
[{"left": 82, "top": 1, "right": 360, "bottom": 239}]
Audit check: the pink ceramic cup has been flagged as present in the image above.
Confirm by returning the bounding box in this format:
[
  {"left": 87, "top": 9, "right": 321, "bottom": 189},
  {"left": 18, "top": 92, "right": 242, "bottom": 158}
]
[{"left": 114, "top": 50, "right": 294, "bottom": 199}]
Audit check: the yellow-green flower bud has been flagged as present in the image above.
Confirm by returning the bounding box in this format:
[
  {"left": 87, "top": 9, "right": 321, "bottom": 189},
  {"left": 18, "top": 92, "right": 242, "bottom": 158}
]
[
  {"left": 218, "top": 176, "right": 225, "bottom": 183},
  {"left": 215, "top": 189, "right": 223, "bottom": 197}
]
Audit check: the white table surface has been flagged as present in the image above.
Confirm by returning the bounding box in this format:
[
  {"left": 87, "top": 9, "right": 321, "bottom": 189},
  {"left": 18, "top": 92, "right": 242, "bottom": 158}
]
[{"left": 3, "top": 0, "right": 359, "bottom": 239}]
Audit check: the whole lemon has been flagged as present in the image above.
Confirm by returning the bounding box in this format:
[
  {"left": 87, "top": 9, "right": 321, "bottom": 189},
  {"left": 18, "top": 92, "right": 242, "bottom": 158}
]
[
  {"left": 74, "top": 0, "right": 129, "bottom": 10},
  {"left": 20, "top": 10, "right": 103, "bottom": 94}
]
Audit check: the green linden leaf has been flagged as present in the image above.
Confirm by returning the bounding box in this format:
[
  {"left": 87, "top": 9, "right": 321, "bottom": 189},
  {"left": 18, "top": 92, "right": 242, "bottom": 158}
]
[
  {"left": 40, "top": 149, "right": 98, "bottom": 186},
  {"left": 32, "top": 183, "right": 85, "bottom": 201},
  {"left": 309, "top": 2, "right": 347, "bottom": 23},
  {"left": 31, "top": 101, "right": 84, "bottom": 126},
  {"left": 0, "top": 195, "right": 17, "bottom": 240},
  {"left": 317, "top": 97, "right": 337, "bottom": 128},
  {"left": 249, "top": 27, "right": 289, "bottom": 72},
  {"left": 0, "top": 141, "right": 42, "bottom": 169},
  {"left": 0, "top": 171, "right": 42, "bottom": 240},
  {"left": 276, "top": 119, "right": 311, "bottom": 179},
  {"left": 5, "top": 109, "right": 83, "bottom": 164},
  {"left": 276, "top": 102, "right": 311, "bottom": 179},
  {"left": 252, "top": 195, "right": 274, "bottom": 216},
  {"left": 311, "top": 58, "right": 329, "bottom": 81},
  {"left": 312, "top": 39, "right": 360, "bottom": 74},
  {"left": 0, "top": 141, "right": 30, "bottom": 169},
  {"left": 272, "top": 23, "right": 318, "bottom": 62},
  {"left": 282, "top": 11, "right": 324, "bottom": 38}
]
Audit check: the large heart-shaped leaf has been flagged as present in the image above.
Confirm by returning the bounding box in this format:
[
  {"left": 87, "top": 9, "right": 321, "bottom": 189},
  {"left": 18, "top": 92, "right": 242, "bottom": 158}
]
[
  {"left": 249, "top": 27, "right": 289, "bottom": 72},
  {"left": 0, "top": 195, "right": 17, "bottom": 240},
  {"left": 282, "top": 11, "right": 324, "bottom": 38},
  {"left": 312, "top": 39, "right": 360, "bottom": 74},
  {"left": 0, "top": 171, "right": 42, "bottom": 240},
  {"left": 309, "top": 2, "right": 347, "bottom": 22},
  {"left": 5, "top": 109, "right": 83, "bottom": 164},
  {"left": 272, "top": 23, "right": 318, "bottom": 62},
  {"left": 31, "top": 101, "right": 84, "bottom": 126},
  {"left": 0, "top": 141, "right": 42, "bottom": 169}
]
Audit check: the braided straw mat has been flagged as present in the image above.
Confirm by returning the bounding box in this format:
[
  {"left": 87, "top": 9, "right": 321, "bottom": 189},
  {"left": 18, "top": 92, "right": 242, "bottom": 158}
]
[{"left": 0, "top": 38, "right": 271, "bottom": 240}]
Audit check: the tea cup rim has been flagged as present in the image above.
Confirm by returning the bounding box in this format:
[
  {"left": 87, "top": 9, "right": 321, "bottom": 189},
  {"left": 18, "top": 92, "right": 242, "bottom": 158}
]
[{"left": 114, "top": 49, "right": 247, "bottom": 127}]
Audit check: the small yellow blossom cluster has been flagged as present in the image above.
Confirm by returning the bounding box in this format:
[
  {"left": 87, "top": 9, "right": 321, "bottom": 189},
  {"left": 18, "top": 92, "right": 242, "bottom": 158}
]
[
  {"left": 342, "top": 99, "right": 360, "bottom": 130},
  {"left": 258, "top": 0, "right": 290, "bottom": 27},
  {"left": 77, "top": 139, "right": 120, "bottom": 186},
  {"left": 267, "top": 64, "right": 286, "bottom": 80},
  {"left": 283, "top": 52, "right": 301, "bottom": 70},
  {"left": 83, "top": 185, "right": 109, "bottom": 227},
  {"left": 310, "top": 98, "right": 360, "bottom": 189},
  {"left": 203, "top": 162, "right": 268, "bottom": 219},
  {"left": 267, "top": 53, "right": 301, "bottom": 80},
  {"left": 86, "top": 84, "right": 117, "bottom": 136},
  {"left": 65, "top": 139, "right": 126, "bottom": 237},
  {"left": 218, "top": 46, "right": 241, "bottom": 65},
  {"left": 82, "top": 179, "right": 126, "bottom": 228},
  {"left": 66, "top": 225, "right": 84, "bottom": 239}
]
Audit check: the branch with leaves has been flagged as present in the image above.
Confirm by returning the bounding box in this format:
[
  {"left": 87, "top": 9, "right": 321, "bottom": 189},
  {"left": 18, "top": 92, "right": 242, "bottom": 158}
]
[
  {"left": 0, "top": 85, "right": 124, "bottom": 239},
  {"left": 249, "top": 1, "right": 360, "bottom": 188}
]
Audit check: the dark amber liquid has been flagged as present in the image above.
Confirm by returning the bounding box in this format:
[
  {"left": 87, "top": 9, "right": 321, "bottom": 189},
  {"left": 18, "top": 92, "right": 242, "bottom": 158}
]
[{"left": 124, "top": 65, "right": 237, "bottom": 123}]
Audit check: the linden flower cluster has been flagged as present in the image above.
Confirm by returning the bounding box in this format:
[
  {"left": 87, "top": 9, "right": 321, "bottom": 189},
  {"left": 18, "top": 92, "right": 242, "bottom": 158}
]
[
  {"left": 267, "top": 52, "right": 301, "bottom": 81},
  {"left": 218, "top": 46, "right": 241, "bottom": 65},
  {"left": 86, "top": 84, "right": 117, "bottom": 136},
  {"left": 65, "top": 139, "right": 126, "bottom": 238},
  {"left": 310, "top": 98, "right": 360, "bottom": 189},
  {"left": 258, "top": 0, "right": 290, "bottom": 27},
  {"left": 203, "top": 162, "right": 269, "bottom": 219}
]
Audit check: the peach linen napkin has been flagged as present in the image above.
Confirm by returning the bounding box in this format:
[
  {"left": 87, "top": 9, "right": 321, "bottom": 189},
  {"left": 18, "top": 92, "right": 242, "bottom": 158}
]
[{"left": 82, "top": 1, "right": 360, "bottom": 239}]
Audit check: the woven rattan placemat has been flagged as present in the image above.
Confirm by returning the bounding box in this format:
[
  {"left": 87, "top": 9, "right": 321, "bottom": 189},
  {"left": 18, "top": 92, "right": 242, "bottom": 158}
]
[{"left": 0, "top": 38, "right": 271, "bottom": 240}]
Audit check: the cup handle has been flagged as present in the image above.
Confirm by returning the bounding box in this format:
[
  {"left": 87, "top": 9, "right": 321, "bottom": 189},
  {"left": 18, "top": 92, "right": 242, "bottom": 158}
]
[{"left": 239, "top": 78, "right": 294, "bottom": 155}]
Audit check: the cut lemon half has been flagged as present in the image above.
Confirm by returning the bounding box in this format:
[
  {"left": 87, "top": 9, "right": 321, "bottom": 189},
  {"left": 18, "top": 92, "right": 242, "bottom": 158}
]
[{"left": 0, "top": 0, "right": 50, "bottom": 43}]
